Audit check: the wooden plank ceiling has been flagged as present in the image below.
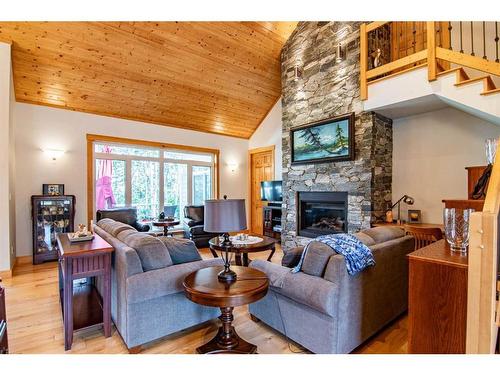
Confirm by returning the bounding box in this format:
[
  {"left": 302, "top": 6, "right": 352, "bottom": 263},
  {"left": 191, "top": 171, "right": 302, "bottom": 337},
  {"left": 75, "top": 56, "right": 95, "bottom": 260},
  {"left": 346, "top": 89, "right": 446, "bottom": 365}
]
[{"left": 0, "top": 22, "right": 297, "bottom": 139}]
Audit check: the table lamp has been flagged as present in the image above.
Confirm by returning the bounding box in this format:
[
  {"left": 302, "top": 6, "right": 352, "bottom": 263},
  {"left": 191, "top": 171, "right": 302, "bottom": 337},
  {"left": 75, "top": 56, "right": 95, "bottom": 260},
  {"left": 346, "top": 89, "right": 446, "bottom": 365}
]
[
  {"left": 390, "top": 194, "right": 415, "bottom": 224},
  {"left": 204, "top": 196, "right": 247, "bottom": 282}
]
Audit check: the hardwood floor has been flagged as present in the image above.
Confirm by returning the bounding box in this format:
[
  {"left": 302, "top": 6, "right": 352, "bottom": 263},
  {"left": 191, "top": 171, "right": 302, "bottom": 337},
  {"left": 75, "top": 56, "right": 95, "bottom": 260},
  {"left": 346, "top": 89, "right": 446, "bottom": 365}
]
[{"left": 3, "top": 245, "right": 408, "bottom": 354}]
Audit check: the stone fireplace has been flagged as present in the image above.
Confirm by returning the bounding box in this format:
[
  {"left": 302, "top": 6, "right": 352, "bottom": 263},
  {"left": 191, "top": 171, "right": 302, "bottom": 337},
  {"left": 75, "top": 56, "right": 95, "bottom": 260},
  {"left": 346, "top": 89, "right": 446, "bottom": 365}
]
[
  {"left": 297, "top": 191, "right": 348, "bottom": 238},
  {"left": 281, "top": 22, "right": 393, "bottom": 250}
]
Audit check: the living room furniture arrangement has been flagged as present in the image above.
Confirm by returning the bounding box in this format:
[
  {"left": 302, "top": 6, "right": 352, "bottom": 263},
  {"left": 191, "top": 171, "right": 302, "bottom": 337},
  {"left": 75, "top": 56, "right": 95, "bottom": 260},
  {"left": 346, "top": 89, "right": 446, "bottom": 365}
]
[
  {"left": 56, "top": 232, "right": 114, "bottom": 350},
  {"left": 183, "top": 266, "right": 269, "bottom": 354},
  {"left": 209, "top": 235, "right": 276, "bottom": 267},
  {"left": 204, "top": 197, "right": 247, "bottom": 282},
  {"left": 404, "top": 225, "right": 443, "bottom": 250},
  {"left": 407, "top": 239, "right": 468, "bottom": 353},
  {"left": 183, "top": 205, "right": 220, "bottom": 248},
  {"left": 152, "top": 219, "right": 180, "bottom": 236},
  {"left": 0, "top": 278, "right": 8, "bottom": 354},
  {"left": 93, "top": 218, "right": 223, "bottom": 352},
  {"left": 249, "top": 226, "right": 415, "bottom": 354},
  {"left": 31, "top": 194, "right": 76, "bottom": 265},
  {"left": 96, "top": 207, "right": 151, "bottom": 232},
  {"left": 263, "top": 203, "right": 282, "bottom": 240}
]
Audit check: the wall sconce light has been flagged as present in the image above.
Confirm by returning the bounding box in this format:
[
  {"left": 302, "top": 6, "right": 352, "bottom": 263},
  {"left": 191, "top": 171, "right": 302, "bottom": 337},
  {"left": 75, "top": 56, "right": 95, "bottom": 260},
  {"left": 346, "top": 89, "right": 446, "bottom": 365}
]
[
  {"left": 293, "top": 65, "right": 302, "bottom": 81},
  {"left": 335, "top": 43, "right": 343, "bottom": 63},
  {"left": 227, "top": 162, "right": 238, "bottom": 173},
  {"left": 43, "top": 149, "right": 65, "bottom": 161}
]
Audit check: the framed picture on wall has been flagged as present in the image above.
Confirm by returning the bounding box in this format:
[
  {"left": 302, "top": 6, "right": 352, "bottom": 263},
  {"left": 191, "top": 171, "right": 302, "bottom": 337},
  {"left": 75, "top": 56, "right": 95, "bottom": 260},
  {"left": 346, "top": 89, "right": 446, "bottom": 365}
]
[
  {"left": 43, "top": 184, "right": 65, "bottom": 196},
  {"left": 290, "top": 112, "right": 355, "bottom": 165},
  {"left": 407, "top": 209, "right": 422, "bottom": 224}
]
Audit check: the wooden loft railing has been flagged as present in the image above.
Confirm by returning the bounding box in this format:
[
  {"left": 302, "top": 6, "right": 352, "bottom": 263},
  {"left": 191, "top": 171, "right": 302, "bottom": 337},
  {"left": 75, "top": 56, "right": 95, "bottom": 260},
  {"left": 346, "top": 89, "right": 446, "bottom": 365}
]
[
  {"left": 360, "top": 21, "right": 500, "bottom": 100},
  {"left": 467, "top": 138, "right": 500, "bottom": 354}
]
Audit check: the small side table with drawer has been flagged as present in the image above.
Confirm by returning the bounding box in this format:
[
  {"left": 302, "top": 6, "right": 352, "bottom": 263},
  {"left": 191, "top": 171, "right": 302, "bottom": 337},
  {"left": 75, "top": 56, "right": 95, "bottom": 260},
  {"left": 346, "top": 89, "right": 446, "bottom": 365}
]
[{"left": 56, "top": 233, "right": 114, "bottom": 350}]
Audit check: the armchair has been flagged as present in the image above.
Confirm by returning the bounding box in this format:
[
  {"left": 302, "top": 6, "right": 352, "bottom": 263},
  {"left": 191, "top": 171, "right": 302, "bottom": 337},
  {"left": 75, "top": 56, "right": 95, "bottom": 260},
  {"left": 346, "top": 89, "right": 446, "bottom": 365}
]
[
  {"left": 183, "top": 205, "right": 221, "bottom": 248},
  {"left": 96, "top": 207, "right": 150, "bottom": 232}
]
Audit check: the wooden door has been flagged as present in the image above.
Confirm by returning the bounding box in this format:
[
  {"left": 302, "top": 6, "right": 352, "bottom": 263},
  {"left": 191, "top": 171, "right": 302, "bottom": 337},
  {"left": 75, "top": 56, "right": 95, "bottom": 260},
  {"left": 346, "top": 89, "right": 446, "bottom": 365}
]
[{"left": 249, "top": 148, "right": 274, "bottom": 235}]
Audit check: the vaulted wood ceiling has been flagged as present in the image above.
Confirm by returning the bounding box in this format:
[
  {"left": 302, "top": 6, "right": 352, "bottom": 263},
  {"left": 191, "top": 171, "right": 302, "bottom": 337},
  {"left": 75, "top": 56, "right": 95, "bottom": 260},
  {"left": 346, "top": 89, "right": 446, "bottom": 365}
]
[{"left": 0, "top": 22, "right": 297, "bottom": 139}]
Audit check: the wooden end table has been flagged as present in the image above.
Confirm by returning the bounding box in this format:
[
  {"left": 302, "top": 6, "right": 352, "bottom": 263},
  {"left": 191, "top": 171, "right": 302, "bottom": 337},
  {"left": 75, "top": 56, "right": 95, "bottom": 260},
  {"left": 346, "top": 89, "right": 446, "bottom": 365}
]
[
  {"left": 56, "top": 233, "right": 114, "bottom": 351},
  {"left": 208, "top": 235, "right": 276, "bottom": 266},
  {"left": 152, "top": 219, "right": 180, "bottom": 236},
  {"left": 183, "top": 266, "right": 268, "bottom": 354}
]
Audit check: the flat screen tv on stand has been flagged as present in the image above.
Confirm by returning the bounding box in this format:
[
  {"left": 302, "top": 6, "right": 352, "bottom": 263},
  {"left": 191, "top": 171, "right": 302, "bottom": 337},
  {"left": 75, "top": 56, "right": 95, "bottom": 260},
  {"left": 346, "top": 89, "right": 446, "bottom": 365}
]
[{"left": 260, "top": 180, "right": 282, "bottom": 240}]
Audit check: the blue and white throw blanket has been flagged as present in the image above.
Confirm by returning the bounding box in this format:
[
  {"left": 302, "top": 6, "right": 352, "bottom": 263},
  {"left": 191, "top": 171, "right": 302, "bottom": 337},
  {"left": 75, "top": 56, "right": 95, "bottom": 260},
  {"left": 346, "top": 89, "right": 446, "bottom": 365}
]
[{"left": 292, "top": 233, "right": 375, "bottom": 276}]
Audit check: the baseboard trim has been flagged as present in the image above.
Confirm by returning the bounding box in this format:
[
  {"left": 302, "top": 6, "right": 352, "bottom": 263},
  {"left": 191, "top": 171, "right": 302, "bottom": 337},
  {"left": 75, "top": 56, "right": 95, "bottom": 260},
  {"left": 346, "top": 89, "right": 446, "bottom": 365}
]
[{"left": 16, "top": 255, "right": 32, "bottom": 266}]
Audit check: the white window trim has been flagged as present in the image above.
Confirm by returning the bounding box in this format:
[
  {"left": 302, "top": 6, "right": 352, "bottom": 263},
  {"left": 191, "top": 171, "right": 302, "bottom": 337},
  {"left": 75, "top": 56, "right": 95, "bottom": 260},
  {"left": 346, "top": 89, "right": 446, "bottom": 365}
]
[{"left": 93, "top": 141, "right": 215, "bottom": 220}]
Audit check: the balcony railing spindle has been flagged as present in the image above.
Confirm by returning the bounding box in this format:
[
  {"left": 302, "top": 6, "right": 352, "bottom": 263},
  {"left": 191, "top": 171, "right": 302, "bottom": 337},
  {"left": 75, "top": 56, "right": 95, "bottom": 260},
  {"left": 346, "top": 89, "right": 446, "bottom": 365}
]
[
  {"left": 495, "top": 22, "right": 499, "bottom": 63},
  {"left": 483, "top": 21, "right": 487, "bottom": 60},
  {"left": 460, "top": 21, "right": 464, "bottom": 53},
  {"left": 471, "top": 21, "right": 475, "bottom": 56},
  {"left": 448, "top": 22, "right": 453, "bottom": 50},
  {"left": 413, "top": 21, "right": 417, "bottom": 53}
]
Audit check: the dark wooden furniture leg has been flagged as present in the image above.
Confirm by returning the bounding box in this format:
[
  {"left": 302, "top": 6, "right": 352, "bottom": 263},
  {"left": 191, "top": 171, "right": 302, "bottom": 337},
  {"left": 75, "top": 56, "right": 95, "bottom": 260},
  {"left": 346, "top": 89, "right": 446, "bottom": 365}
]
[
  {"left": 249, "top": 314, "right": 261, "bottom": 323},
  {"left": 63, "top": 261, "right": 74, "bottom": 351},
  {"left": 163, "top": 226, "right": 169, "bottom": 236},
  {"left": 235, "top": 253, "right": 242, "bottom": 266},
  {"left": 243, "top": 253, "right": 249, "bottom": 267},
  {"left": 197, "top": 307, "right": 257, "bottom": 354},
  {"left": 209, "top": 248, "right": 219, "bottom": 258},
  {"left": 267, "top": 245, "right": 276, "bottom": 262},
  {"left": 128, "top": 345, "right": 142, "bottom": 354},
  {"left": 103, "top": 253, "right": 112, "bottom": 338}
]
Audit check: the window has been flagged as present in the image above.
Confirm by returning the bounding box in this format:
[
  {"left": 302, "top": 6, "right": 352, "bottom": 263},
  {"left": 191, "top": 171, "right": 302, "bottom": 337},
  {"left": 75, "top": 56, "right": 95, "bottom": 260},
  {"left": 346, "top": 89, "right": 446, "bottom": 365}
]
[{"left": 92, "top": 139, "right": 217, "bottom": 221}]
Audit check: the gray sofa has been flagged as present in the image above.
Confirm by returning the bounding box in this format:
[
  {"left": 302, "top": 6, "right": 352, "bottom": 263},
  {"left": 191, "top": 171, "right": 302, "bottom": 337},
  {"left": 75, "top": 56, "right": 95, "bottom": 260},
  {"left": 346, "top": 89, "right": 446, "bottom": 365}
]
[
  {"left": 94, "top": 218, "right": 224, "bottom": 351},
  {"left": 249, "top": 226, "right": 414, "bottom": 354}
]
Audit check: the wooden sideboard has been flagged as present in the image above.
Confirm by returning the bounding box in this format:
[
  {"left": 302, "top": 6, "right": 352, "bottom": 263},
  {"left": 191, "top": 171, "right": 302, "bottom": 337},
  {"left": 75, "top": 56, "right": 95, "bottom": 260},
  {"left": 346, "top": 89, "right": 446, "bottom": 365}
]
[{"left": 408, "top": 240, "right": 468, "bottom": 353}]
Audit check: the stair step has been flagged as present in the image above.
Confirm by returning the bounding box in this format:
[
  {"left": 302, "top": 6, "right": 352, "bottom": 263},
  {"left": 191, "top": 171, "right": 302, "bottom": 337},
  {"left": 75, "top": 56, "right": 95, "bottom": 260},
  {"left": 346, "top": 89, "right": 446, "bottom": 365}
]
[
  {"left": 481, "top": 87, "right": 500, "bottom": 96},
  {"left": 485, "top": 76, "right": 497, "bottom": 91},
  {"left": 437, "top": 67, "right": 470, "bottom": 81},
  {"left": 454, "top": 75, "right": 490, "bottom": 87}
]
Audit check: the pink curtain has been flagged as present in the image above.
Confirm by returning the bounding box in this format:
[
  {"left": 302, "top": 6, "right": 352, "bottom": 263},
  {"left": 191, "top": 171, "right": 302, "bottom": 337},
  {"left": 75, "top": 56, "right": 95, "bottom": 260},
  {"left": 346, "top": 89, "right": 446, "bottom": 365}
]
[{"left": 95, "top": 146, "right": 117, "bottom": 210}]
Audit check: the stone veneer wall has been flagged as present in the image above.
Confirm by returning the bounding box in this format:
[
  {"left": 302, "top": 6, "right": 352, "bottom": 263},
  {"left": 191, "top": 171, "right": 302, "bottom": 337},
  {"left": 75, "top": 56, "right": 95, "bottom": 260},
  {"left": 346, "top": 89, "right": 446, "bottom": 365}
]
[{"left": 281, "top": 21, "right": 393, "bottom": 250}]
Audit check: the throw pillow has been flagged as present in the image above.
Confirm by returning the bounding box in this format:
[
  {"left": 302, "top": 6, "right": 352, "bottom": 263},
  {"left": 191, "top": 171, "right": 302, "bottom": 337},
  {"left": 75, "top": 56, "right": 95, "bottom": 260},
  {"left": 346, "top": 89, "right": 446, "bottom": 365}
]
[
  {"left": 157, "top": 237, "right": 202, "bottom": 264},
  {"left": 301, "top": 241, "right": 336, "bottom": 277},
  {"left": 121, "top": 232, "right": 173, "bottom": 271}
]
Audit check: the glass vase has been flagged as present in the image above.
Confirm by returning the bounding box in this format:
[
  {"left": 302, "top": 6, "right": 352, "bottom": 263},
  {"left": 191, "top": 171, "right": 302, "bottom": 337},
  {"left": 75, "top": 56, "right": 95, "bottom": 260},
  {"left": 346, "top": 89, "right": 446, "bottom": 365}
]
[{"left": 443, "top": 208, "right": 473, "bottom": 254}]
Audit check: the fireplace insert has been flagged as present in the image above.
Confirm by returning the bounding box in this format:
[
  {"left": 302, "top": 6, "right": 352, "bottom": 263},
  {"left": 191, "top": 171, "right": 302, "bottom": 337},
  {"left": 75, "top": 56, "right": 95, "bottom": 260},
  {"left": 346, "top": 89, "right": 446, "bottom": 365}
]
[{"left": 297, "top": 191, "right": 348, "bottom": 238}]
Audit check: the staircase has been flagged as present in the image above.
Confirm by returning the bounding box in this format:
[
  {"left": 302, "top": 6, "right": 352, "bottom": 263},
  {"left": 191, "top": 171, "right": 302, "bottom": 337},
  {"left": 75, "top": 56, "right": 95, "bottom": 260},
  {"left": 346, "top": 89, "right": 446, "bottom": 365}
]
[{"left": 360, "top": 21, "right": 500, "bottom": 122}]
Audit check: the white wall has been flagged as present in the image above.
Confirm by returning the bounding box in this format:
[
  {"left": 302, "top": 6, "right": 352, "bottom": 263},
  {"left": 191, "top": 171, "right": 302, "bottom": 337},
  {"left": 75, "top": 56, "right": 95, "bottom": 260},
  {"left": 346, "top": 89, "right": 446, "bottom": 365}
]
[
  {"left": 248, "top": 99, "right": 283, "bottom": 179},
  {"left": 14, "top": 103, "right": 249, "bottom": 257},
  {"left": 393, "top": 107, "right": 500, "bottom": 224},
  {"left": 0, "top": 42, "right": 14, "bottom": 271}
]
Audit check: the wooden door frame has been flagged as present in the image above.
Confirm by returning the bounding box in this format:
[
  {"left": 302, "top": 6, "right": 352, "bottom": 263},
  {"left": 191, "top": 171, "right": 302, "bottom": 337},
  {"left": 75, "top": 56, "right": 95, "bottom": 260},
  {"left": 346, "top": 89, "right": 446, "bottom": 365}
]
[{"left": 248, "top": 146, "right": 275, "bottom": 235}]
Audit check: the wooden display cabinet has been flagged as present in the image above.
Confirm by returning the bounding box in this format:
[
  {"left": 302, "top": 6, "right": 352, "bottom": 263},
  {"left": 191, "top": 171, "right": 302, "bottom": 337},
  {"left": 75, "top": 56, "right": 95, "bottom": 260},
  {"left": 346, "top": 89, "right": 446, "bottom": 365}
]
[
  {"left": 31, "top": 195, "right": 76, "bottom": 265},
  {"left": 263, "top": 204, "right": 282, "bottom": 240}
]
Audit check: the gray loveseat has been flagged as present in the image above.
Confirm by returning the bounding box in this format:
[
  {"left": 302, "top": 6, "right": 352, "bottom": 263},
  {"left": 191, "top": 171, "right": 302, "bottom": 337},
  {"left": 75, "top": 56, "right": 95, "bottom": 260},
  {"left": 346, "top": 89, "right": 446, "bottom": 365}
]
[
  {"left": 94, "top": 218, "right": 223, "bottom": 351},
  {"left": 249, "top": 226, "right": 414, "bottom": 354}
]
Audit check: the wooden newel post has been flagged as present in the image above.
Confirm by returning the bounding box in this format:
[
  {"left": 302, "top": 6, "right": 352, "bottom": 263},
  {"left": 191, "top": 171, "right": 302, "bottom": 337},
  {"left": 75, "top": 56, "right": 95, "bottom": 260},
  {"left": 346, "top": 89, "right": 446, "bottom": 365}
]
[
  {"left": 360, "top": 23, "right": 368, "bottom": 100},
  {"left": 427, "top": 21, "right": 437, "bottom": 81}
]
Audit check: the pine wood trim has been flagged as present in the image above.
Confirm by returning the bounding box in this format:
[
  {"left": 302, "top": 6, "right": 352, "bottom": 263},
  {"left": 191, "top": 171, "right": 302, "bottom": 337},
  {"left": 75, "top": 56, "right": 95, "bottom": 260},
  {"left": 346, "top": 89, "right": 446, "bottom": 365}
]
[
  {"left": 360, "top": 23, "right": 368, "bottom": 100},
  {"left": 466, "top": 137, "right": 500, "bottom": 353},
  {"left": 367, "top": 64, "right": 427, "bottom": 85},
  {"left": 86, "top": 134, "right": 221, "bottom": 225},
  {"left": 427, "top": 21, "right": 437, "bottom": 81},
  {"left": 436, "top": 47, "right": 500, "bottom": 77},
  {"left": 366, "top": 50, "right": 427, "bottom": 80},
  {"left": 366, "top": 22, "right": 389, "bottom": 33},
  {"left": 248, "top": 146, "right": 275, "bottom": 235}
]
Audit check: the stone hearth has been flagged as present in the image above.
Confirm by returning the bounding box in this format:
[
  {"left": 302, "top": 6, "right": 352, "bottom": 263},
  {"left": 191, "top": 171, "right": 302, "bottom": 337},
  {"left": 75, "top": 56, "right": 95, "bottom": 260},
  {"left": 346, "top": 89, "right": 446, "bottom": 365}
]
[{"left": 281, "top": 22, "right": 393, "bottom": 250}]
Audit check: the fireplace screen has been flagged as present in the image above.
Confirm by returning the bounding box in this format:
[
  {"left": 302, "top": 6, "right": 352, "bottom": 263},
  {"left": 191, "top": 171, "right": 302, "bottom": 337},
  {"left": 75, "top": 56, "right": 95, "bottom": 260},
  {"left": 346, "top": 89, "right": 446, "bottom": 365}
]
[{"left": 297, "top": 192, "right": 348, "bottom": 238}]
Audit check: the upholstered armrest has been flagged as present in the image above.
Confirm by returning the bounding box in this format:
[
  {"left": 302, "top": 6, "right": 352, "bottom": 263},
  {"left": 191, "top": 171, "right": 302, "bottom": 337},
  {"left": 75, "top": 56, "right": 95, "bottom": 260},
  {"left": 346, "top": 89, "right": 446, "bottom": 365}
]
[
  {"left": 126, "top": 258, "right": 223, "bottom": 304},
  {"left": 134, "top": 222, "right": 150, "bottom": 232},
  {"left": 250, "top": 259, "right": 338, "bottom": 317},
  {"left": 281, "top": 246, "right": 304, "bottom": 268}
]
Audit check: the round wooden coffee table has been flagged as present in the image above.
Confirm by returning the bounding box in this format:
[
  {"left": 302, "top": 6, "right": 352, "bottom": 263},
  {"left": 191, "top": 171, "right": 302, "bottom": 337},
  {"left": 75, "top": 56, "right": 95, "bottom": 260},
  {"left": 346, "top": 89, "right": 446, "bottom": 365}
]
[
  {"left": 183, "top": 266, "right": 269, "bottom": 354},
  {"left": 208, "top": 235, "right": 276, "bottom": 266},
  {"left": 152, "top": 219, "right": 180, "bottom": 236}
]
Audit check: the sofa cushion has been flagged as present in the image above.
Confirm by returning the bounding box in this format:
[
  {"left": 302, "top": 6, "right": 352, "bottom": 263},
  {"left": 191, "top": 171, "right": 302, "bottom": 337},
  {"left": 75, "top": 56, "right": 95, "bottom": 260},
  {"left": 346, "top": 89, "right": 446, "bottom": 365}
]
[
  {"left": 126, "top": 258, "right": 224, "bottom": 303},
  {"left": 117, "top": 229, "right": 139, "bottom": 243},
  {"left": 353, "top": 232, "right": 376, "bottom": 247},
  {"left": 157, "top": 237, "right": 202, "bottom": 264},
  {"left": 120, "top": 232, "right": 173, "bottom": 271},
  {"left": 301, "top": 241, "right": 336, "bottom": 277},
  {"left": 282, "top": 246, "right": 304, "bottom": 268},
  {"left": 97, "top": 218, "right": 136, "bottom": 237},
  {"left": 362, "top": 227, "right": 405, "bottom": 245}
]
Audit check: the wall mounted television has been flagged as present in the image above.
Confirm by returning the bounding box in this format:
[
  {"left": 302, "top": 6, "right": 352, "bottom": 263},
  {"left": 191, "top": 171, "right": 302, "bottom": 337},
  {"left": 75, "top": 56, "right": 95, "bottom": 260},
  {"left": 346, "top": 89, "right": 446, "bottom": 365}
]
[{"left": 261, "top": 180, "right": 283, "bottom": 202}]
